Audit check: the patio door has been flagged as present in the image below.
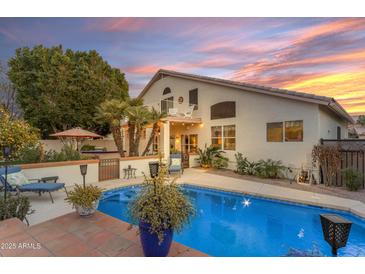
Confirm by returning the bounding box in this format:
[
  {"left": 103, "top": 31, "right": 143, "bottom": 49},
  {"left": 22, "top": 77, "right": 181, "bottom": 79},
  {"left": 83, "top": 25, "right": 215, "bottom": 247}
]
[{"left": 180, "top": 134, "right": 198, "bottom": 168}]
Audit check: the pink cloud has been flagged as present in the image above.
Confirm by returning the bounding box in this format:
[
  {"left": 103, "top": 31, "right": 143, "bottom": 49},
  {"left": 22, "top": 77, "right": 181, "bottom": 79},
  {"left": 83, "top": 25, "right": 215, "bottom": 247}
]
[{"left": 87, "top": 18, "right": 149, "bottom": 32}]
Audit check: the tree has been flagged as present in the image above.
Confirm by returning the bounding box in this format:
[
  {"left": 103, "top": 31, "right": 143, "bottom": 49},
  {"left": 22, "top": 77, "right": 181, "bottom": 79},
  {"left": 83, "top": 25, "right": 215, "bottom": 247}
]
[
  {"left": 0, "top": 107, "right": 39, "bottom": 159},
  {"left": 312, "top": 144, "right": 341, "bottom": 186},
  {"left": 126, "top": 105, "right": 151, "bottom": 156},
  {"left": 0, "top": 62, "right": 18, "bottom": 118},
  {"left": 357, "top": 115, "right": 365, "bottom": 125},
  {"left": 8, "top": 45, "right": 129, "bottom": 138},
  {"left": 142, "top": 108, "right": 167, "bottom": 156},
  {"left": 95, "top": 99, "right": 129, "bottom": 157}
]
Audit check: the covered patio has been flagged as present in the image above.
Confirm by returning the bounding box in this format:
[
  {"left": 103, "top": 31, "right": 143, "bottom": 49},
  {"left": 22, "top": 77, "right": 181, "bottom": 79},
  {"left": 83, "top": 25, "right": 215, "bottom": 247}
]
[{"left": 159, "top": 116, "right": 203, "bottom": 167}]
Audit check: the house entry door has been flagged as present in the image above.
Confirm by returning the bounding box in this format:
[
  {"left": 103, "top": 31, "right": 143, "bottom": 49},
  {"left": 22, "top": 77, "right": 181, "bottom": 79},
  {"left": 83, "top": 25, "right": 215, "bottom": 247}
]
[{"left": 180, "top": 135, "right": 190, "bottom": 168}]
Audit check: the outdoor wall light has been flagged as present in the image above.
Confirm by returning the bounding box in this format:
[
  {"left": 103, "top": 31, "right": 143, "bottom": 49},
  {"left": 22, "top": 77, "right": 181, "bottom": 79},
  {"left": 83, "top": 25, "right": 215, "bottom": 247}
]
[
  {"left": 80, "top": 164, "right": 88, "bottom": 188},
  {"left": 320, "top": 214, "right": 352, "bottom": 256}
]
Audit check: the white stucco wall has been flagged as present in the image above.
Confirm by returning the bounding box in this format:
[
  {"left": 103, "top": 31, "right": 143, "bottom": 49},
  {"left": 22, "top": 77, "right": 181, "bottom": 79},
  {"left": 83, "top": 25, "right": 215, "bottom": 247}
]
[
  {"left": 319, "top": 106, "right": 348, "bottom": 139},
  {"left": 141, "top": 76, "right": 349, "bottom": 170},
  {"left": 22, "top": 161, "right": 99, "bottom": 186},
  {"left": 119, "top": 156, "right": 160, "bottom": 177},
  {"left": 41, "top": 139, "right": 118, "bottom": 152}
]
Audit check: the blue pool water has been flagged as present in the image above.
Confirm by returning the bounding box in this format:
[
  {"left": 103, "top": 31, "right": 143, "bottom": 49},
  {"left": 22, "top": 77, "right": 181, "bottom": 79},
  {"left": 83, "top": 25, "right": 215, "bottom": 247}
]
[{"left": 98, "top": 184, "right": 365, "bottom": 257}]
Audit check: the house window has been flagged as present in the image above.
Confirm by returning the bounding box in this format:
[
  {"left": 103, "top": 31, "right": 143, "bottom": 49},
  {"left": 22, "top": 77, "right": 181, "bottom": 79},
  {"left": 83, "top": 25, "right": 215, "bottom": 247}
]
[
  {"left": 267, "top": 122, "right": 283, "bottom": 142},
  {"left": 223, "top": 125, "right": 236, "bottom": 150},
  {"left": 285, "top": 120, "right": 303, "bottom": 142},
  {"left": 189, "top": 88, "right": 198, "bottom": 110},
  {"left": 211, "top": 125, "right": 236, "bottom": 150},
  {"left": 161, "top": 96, "right": 174, "bottom": 113},
  {"left": 211, "top": 126, "right": 222, "bottom": 149},
  {"left": 211, "top": 101, "right": 236, "bottom": 120},
  {"left": 337, "top": 126, "right": 341, "bottom": 140},
  {"left": 163, "top": 87, "right": 171, "bottom": 95}
]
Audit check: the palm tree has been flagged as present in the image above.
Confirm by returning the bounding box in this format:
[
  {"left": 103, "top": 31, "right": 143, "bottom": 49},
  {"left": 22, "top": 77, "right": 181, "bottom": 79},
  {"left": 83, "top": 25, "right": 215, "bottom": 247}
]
[
  {"left": 126, "top": 104, "right": 151, "bottom": 156},
  {"left": 95, "top": 99, "right": 128, "bottom": 157},
  {"left": 142, "top": 108, "right": 167, "bottom": 156}
]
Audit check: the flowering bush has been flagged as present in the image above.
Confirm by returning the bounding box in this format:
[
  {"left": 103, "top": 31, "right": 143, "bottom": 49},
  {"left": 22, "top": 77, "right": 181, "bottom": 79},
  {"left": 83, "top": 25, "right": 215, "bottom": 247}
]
[{"left": 0, "top": 107, "right": 39, "bottom": 159}]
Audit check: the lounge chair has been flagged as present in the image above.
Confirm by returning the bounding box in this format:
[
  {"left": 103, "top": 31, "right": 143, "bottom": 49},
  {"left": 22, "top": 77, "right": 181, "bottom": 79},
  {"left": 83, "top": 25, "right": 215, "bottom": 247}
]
[
  {"left": 0, "top": 166, "right": 68, "bottom": 203},
  {"left": 180, "top": 105, "right": 195, "bottom": 118},
  {"left": 168, "top": 108, "right": 178, "bottom": 116},
  {"left": 168, "top": 153, "right": 184, "bottom": 175}
]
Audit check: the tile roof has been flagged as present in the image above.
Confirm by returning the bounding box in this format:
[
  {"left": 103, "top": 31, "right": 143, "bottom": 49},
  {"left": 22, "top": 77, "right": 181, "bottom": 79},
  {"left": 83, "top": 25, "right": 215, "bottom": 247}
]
[{"left": 138, "top": 69, "right": 354, "bottom": 123}]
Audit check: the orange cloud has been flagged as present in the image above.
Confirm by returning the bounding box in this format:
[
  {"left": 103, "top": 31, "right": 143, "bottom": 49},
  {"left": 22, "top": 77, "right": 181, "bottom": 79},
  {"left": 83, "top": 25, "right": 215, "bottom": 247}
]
[{"left": 283, "top": 70, "right": 365, "bottom": 114}]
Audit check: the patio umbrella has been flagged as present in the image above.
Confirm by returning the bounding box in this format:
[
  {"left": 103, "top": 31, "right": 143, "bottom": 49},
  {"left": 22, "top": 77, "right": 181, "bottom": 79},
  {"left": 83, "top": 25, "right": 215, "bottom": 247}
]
[{"left": 50, "top": 127, "right": 102, "bottom": 151}]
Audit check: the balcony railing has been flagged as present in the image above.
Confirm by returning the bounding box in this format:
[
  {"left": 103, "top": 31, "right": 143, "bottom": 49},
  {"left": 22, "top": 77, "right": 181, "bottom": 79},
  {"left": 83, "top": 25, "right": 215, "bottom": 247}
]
[{"left": 144, "top": 99, "right": 198, "bottom": 119}]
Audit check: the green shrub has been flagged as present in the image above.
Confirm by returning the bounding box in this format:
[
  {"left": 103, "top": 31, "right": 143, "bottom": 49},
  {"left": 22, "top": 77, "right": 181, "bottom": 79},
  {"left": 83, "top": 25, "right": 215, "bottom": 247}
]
[
  {"left": 212, "top": 157, "right": 229, "bottom": 169},
  {"left": 235, "top": 153, "right": 260, "bottom": 175},
  {"left": 129, "top": 165, "right": 195, "bottom": 244},
  {"left": 16, "top": 144, "right": 44, "bottom": 163},
  {"left": 0, "top": 194, "right": 32, "bottom": 222},
  {"left": 81, "top": 145, "right": 96, "bottom": 151},
  {"left": 197, "top": 144, "right": 226, "bottom": 168},
  {"left": 12, "top": 144, "right": 90, "bottom": 164},
  {"left": 257, "top": 159, "right": 286, "bottom": 179},
  {"left": 65, "top": 184, "right": 103, "bottom": 208},
  {"left": 342, "top": 168, "right": 363, "bottom": 191}
]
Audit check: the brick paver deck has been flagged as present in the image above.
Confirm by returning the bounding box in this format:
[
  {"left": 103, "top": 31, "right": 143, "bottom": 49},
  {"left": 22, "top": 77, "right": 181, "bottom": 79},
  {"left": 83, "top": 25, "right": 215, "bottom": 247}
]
[{"left": 0, "top": 211, "right": 209, "bottom": 257}]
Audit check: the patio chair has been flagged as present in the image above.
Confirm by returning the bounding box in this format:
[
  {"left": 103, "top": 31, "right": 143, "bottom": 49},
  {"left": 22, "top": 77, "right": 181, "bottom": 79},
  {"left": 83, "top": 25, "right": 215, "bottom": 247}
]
[
  {"left": 181, "top": 105, "right": 195, "bottom": 118},
  {"left": 168, "top": 153, "right": 184, "bottom": 175},
  {"left": 0, "top": 166, "right": 68, "bottom": 203},
  {"left": 168, "top": 108, "right": 178, "bottom": 116}
]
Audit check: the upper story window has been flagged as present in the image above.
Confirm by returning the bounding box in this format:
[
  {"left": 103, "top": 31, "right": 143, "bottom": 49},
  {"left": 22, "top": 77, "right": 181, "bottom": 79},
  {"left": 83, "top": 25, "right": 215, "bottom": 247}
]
[
  {"left": 267, "top": 122, "right": 283, "bottom": 142},
  {"left": 285, "top": 120, "right": 303, "bottom": 142},
  {"left": 210, "top": 101, "right": 236, "bottom": 120},
  {"left": 189, "top": 88, "right": 198, "bottom": 110},
  {"left": 337, "top": 126, "right": 341, "bottom": 140},
  {"left": 163, "top": 87, "right": 171, "bottom": 95},
  {"left": 161, "top": 96, "right": 174, "bottom": 113}
]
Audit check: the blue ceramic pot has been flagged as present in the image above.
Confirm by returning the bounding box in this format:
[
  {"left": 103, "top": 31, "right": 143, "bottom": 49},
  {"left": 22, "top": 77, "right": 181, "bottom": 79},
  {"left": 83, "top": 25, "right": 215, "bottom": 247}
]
[{"left": 139, "top": 221, "right": 173, "bottom": 257}]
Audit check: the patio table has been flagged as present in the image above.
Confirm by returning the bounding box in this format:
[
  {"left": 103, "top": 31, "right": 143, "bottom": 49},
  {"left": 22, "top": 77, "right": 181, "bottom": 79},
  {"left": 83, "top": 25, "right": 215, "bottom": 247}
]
[{"left": 123, "top": 167, "right": 137, "bottom": 179}]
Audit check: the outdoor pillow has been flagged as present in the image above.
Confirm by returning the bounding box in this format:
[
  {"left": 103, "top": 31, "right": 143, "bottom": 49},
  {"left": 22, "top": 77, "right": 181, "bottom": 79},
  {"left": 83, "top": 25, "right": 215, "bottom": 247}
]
[
  {"left": 1, "top": 171, "right": 29, "bottom": 187},
  {"left": 171, "top": 158, "right": 181, "bottom": 167}
]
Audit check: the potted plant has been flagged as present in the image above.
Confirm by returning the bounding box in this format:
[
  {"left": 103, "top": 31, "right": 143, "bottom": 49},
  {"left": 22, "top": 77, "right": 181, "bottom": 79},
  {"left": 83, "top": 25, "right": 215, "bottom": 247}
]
[
  {"left": 65, "top": 184, "right": 103, "bottom": 217},
  {"left": 197, "top": 144, "right": 225, "bottom": 168},
  {"left": 129, "top": 165, "right": 195, "bottom": 257}
]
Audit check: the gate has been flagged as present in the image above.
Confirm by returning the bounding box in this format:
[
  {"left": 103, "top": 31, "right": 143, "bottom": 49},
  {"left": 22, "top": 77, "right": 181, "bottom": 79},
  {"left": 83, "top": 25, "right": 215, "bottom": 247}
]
[
  {"left": 99, "top": 158, "right": 120, "bottom": 181},
  {"left": 320, "top": 139, "right": 365, "bottom": 188}
]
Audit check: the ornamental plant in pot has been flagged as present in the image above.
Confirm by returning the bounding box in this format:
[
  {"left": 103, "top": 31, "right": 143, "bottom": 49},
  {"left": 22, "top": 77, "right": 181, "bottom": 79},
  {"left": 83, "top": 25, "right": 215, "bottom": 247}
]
[
  {"left": 129, "top": 165, "right": 195, "bottom": 257},
  {"left": 65, "top": 184, "right": 103, "bottom": 217}
]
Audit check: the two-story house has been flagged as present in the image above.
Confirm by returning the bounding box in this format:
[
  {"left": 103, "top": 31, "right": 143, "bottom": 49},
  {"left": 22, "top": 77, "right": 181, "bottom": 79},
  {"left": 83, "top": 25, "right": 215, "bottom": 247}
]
[{"left": 132, "top": 69, "right": 353, "bottom": 171}]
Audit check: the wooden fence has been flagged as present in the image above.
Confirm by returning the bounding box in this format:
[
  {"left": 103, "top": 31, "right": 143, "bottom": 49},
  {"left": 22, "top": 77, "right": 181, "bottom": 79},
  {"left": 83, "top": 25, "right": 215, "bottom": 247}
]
[
  {"left": 321, "top": 139, "right": 365, "bottom": 188},
  {"left": 99, "top": 158, "right": 120, "bottom": 181}
]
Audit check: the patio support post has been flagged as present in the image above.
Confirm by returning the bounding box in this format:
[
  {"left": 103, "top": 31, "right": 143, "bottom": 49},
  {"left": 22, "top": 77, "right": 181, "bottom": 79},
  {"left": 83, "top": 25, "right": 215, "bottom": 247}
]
[{"left": 160, "top": 121, "right": 170, "bottom": 160}]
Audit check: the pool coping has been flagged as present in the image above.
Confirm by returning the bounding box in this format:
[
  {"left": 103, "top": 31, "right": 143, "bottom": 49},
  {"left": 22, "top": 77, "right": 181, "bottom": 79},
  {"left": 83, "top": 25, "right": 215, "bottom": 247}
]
[{"left": 101, "top": 181, "right": 365, "bottom": 220}]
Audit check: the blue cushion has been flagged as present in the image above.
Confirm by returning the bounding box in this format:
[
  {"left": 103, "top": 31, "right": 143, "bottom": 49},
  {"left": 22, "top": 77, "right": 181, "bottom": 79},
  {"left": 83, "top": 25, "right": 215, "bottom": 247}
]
[
  {"left": 0, "top": 166, "right": 21, "bottom": 176},
  {"left": 19, "top": 182, "right": 65, "bottom": 192}
]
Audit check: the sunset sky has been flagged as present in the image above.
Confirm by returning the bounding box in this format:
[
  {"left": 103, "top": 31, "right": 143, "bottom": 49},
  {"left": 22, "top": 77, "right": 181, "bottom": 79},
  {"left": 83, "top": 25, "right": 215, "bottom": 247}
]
[{"left": 1, "top": 17, "right": 365, "bottom": 115}]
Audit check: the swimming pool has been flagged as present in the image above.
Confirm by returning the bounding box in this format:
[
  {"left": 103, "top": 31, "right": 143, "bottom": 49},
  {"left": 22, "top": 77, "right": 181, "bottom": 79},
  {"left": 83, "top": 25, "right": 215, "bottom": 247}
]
[{"left": 98, "top": 184, "right": 365, "bottom": 257}]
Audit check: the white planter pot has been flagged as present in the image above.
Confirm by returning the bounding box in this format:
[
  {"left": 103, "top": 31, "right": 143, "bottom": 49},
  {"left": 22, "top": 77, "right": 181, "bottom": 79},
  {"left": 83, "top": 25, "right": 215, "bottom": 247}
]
[{"left": 75, "top": 200, "right": 99, "bottom": 217}]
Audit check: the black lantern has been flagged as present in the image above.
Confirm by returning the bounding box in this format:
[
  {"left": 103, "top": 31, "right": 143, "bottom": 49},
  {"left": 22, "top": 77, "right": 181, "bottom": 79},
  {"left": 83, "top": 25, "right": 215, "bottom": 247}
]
[
  {"left": 2, "top": 146, "right": 12, "bottom": 201},
  {"left": 320, "top": 214, "right": 352, "bottom": 256},
  {"left": 80, "top": 164, "right": 88, "bottom": 188},
  {"left": 149, "top": 161, "right": 159, "bottom": 178}
]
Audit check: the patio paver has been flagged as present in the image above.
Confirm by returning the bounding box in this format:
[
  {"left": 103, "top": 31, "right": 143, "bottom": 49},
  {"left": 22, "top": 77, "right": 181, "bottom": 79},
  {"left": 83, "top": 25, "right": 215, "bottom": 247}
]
[{"left": 0, "top": 211, "right": 209, "bottom": 257}]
